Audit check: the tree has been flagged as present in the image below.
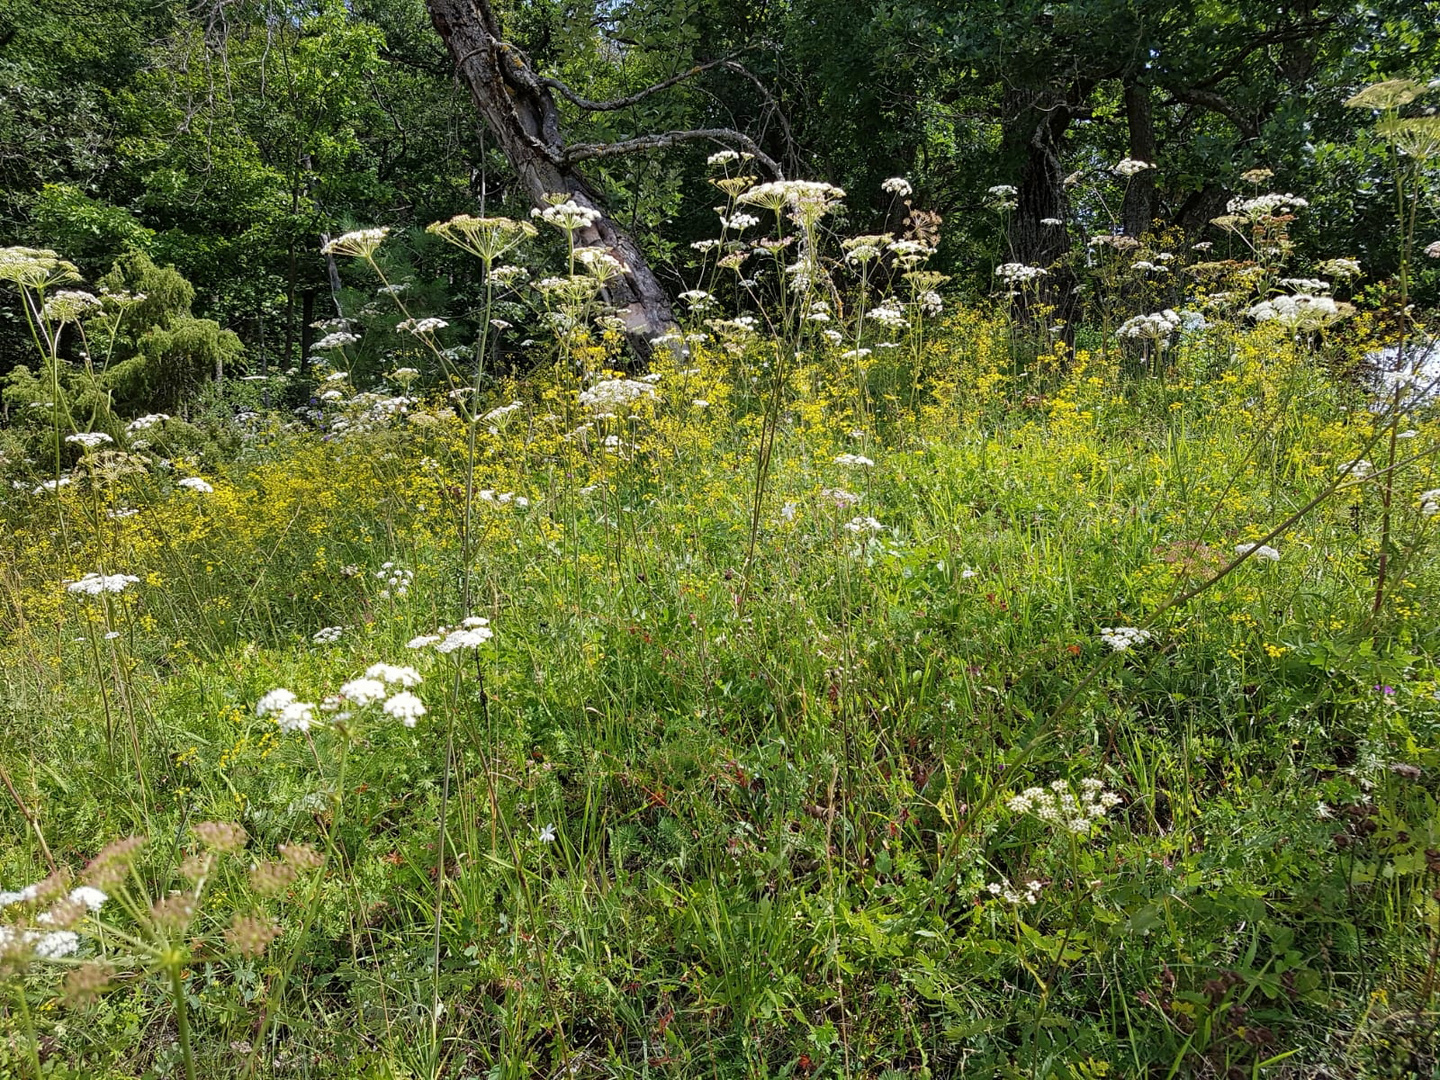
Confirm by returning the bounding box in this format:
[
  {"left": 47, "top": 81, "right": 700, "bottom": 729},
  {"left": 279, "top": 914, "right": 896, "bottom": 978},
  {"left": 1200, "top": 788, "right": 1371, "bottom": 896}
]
[{"left": 422, "top": 0, "right": 783, "bottom": 356}]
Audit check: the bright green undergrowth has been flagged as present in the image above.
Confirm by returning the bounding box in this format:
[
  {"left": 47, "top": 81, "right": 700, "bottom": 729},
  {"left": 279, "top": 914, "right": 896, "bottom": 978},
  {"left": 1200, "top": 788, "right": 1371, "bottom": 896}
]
[{"left": 3, "top": 324, "right": 1440, "bottom": 1080}]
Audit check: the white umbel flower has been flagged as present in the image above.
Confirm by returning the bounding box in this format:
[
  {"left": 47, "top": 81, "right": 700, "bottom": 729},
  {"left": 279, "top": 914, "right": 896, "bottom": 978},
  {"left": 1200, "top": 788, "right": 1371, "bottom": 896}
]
[
  {"left": 436, "top": 627, "right": 493, "bottom": 653},
  {"left": 276, "top": 701, "right": 316, "bottom": 733},
  {"left": 65, "top": 432, "right": 113, "bottom": 448},
  {"left": 66, "top": 572, "right": 140, "bottom": 596},
  {"left": 382, "top": 691, "right": 426, "bottom": 727},
  {"left": 365, "top": 663, "right": 423, "bottom": 687},
  {"left": 339, "top": 678, "right": 387, "bottom": 706},
  {"left": 178, "top": 477, "right": 214, "bottom": 493},
  {"left": 255, "top": 689, "right": 297, "bottom": 717},
  {"left": 1099, "top": 627, "right": 1151, "bottom": 652},
  {"left": 1235, "top": 542, "right": 1281, "bottom": 562}
]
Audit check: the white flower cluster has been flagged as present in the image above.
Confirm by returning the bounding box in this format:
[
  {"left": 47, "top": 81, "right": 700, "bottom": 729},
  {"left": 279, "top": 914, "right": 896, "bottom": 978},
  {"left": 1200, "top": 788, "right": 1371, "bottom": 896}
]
[
  {"left": 579, "top": 379, "right": 656, "bottom": 411},
  {"left": 738, "top": 180, "right": 846, "bottom": 211},
  {"left": 65, "top": 432, "right": 113, "bottom": 448},
  {"left": 1226, "top": 193, "right": 1308, "bottom": 219},
  {"left": 178, "top": 477, "right": 213, "bottom": 493},
  {"left": 987, "top": 184, "right": 1018, "bottom": 209},
  {"left": 1235, "top": 542, "right": 1280, "bottom": 562},
  {"left": 1248, "top": 293, "right": 1345, "bottom": 330},
  {"left": 41, "top": 290, "right": 102, "bottom": 322},
  {"left": 1116, "top": 309, "right": 1181, "bottom": 345},
  {"left": 820, "top": 487, "right": 861, "bottom": 508},
  {"left": 477, "top": 490, "right": 529, "bottom": 508},
  {"left": 312, "top": 331, "right": 360, "bottom": 351},
  {"left": 405, "top": 615, "right": 495, "bottom": 654},
  {"left": 995, "top": 263, "right": 1047, "bottom": 284},
  {"left": 718, "top": 213, "right": 760, "bottom": 232},
  {"left": 867, "top": 298, "right": 909, "bottom": 330},
  {"left": 312, "top": 626, "right": 344, "bottom": 644},
  {"left": 1278, "top": 277, "right": 1331, "bottom": 293},
  {"left": 986, "top": 878, "right": 1044, "bottom": 905},
  {"left": 1426, "top": 241, "right": 1440, "bottom": 259},
  {"left": 66, "top": 572, "right": 140, "bottom": 596},
  {"left": 531, "top": 200, "right": 603, "bottom": 231},
  {"left": 481, "top": 401, "right": 524, "bottom": 430},
  {"left": 322, "top": 228, "right": 389, "bottom": 257},
  {"left": 1320, "top": 258, "right": 1362, "bottom": 277},
  {"left": 833, "top": 453, "right": 874, "bottom": 467},
  {"left": 1, "top": 883, "right": 106, "bottom": 911},
  {"left": 255, "top": 689, "right": 316, "bottom": 734},
  {"left": 843, "top": 515, "right": 884, "bottom": 534},
  {"left": 125, "top": 414, "right": 170, "bottom": 432},
  {"left": 0, "top": 923, "right": 81, "bottom": 960},
  {"left": 881, "top": 177, "right": 913, "bottom": 196},
  {"left": 1112, "top": 158, "right": 1153, "bottom": 177},
  {"left": 397, "top": 317, "right": 448, "bottom": 335},
  {"left": 376, "top": 562, "right": 412, "bottom": 598},
  {"left": 1099, "top": 626, "right": 1151, "bottom": 652},
  {"left": 1341, "top": 459, "right": 1373, "bottom": 479},
  {"left": 1421, "top": 489, "right": 1440, "bottom": 516},
  {"left": 260, "top": 661, "right": 428, "bottom": 735},
  {"left": 436, "top": 621, "right": 493, "bottom": 652},
  {"left": 1007, "top": 778, "right": 1122, "bottom": 834},
  {"left": 706, "top": 150, "right": 742, "bottom": 166},
  {"left": 365, "top": 663, "right": 424, "bottom": 687}
]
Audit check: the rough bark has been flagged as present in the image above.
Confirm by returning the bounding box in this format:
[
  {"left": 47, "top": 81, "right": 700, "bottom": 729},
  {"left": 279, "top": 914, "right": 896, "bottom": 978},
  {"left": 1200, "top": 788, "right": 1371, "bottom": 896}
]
[
  {"left": 425, "top": 0, "right": 774, "bottom": 359},
  {"left": 1121, "top": 80, "right": 1158, "bottom": 238},
  {"left": 1003, "top": 89, "right": 1077, "bottom": 326}
]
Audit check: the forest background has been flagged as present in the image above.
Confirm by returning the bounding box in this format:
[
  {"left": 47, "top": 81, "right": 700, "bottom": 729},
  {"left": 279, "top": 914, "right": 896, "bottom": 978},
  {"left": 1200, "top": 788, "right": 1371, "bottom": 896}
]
[{"left": 5, "top": 0, "right": 1440, "bottom": 380}]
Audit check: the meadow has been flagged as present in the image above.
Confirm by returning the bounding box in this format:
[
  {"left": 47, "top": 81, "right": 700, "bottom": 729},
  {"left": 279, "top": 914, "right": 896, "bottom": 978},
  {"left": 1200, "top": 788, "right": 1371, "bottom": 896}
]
[{"left": 3, "top": 152, "right": 1440, "bottom": 1079}]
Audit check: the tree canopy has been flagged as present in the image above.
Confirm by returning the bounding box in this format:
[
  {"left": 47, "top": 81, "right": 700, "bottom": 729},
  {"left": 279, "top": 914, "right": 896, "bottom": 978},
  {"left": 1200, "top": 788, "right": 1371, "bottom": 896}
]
[{"left": 1, "top": 0, "right": 1437, "bottom": 373}]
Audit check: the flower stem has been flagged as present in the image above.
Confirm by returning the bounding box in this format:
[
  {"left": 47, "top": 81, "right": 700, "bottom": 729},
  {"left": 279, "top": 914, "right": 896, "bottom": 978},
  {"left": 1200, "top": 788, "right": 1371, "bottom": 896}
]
[
  {"left": 169, "top": 963, "right": 197, "bottom": 1080},
  {"left": 14, "top": 978, "right": 43, "bottom": 1080}
]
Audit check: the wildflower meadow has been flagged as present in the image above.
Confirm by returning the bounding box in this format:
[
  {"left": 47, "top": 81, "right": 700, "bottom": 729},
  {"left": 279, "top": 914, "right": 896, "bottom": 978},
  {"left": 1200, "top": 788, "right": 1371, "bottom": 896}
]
[{"left": 4, "top": 5, "right": 1440, "bottom": 1076}]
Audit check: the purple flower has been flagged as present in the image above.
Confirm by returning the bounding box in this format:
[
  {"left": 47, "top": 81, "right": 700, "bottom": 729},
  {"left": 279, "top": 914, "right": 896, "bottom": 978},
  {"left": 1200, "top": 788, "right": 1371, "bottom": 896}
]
[{"left": 1374, "top": 684, "right": 1395, "bottom": 695}]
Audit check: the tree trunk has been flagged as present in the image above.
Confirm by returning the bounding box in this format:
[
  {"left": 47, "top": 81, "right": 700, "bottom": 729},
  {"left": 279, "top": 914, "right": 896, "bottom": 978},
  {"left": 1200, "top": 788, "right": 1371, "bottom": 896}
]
[
  {"left": 425, "top": 0, "right": 677, "bottom": 359},
  {"left": 1004, "top": 89, "right": 1077, "bottom": 327},
  {"left": 300, "top": 289, "right": 315, "bottom": 381},
  {"left": 1121, "top": 81, "right": 1158, "bottom": 238}
]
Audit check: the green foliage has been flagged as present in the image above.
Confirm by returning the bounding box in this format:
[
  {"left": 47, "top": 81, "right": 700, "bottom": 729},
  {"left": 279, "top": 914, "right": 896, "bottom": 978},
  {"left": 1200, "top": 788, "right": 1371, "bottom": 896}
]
[{"left": 28, "top": 185, "right": 154, "bottom": 274}]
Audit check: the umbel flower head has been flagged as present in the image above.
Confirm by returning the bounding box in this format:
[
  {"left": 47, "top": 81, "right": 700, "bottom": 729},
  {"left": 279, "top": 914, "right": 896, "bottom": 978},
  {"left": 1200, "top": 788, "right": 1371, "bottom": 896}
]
[
  {"left": 66, "top": 572, "right": 140, "bottom": 596},
  {"left": 42, "top": 290, "right": 102, "bottom": 323},
  {"left": 531, "top": 198, "right": 604, "bottom": 233},
  {"left": 426, "top": 214, "right": 536, "bottom": 263},
  {"left": 1112, "top": 158, "right": 1153, "bottom": 177},
  {"left": 321, "top": 228, "right": 389, "bottom": 258},
  {"left": 1099, "top": 626, "right": 1150, "bottom": 652},
  {"left": 65, "top": 432, "right": 113, "bottom": 449},
  {"left": 579, "top": 378, "right": 656, "bottom": 412},
  {"left": 1008, "top": 778, "right": 1122, "bottom": 834},
  {"left": 1344, "top": 78, "right": 1429, "bottom": 111},
  {"left": 0, "top": 246, "right": 81, "bottom": 289}
]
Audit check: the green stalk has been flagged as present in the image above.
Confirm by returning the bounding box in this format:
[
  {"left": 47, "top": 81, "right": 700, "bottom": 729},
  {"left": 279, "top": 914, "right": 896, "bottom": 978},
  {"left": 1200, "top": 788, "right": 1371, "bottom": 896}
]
[
  {"left": 14, "top": 978, "right": 43, "bottom": 1080},
  {"left": 169, "top": 962, "right": 197, "bottom": 1080}
]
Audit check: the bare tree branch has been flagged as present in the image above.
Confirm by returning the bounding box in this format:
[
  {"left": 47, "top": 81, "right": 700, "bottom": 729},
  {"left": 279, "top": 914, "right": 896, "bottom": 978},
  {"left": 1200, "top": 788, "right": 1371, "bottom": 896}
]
[
  {"left": 564, "top": 128, "right": 783, "bottom": 178},
  {"left": 542, "top": 57, "right": 796, "bottom": 172},
  {"left": 1161, "top": 87, "right": 1256, "bottom": 137},
  {"left": 541, "top": 57, "right": 739, "bottom": 112}
]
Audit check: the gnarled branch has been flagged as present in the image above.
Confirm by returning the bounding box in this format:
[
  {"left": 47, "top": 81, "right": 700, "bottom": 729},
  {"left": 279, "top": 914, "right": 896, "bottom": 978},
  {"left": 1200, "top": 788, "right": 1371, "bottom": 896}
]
[
  {"left": 541, "top": 57, "right": 739, "bottom": 112},
  {"left": 563, "top": 127, "right": 783, "bottom": 178}
]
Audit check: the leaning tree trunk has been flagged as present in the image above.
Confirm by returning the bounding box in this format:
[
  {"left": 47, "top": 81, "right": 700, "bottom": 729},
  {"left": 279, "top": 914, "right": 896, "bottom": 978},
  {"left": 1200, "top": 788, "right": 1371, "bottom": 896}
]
[{"left": 426, "top": 0, "right": 678, "bottom": 357}]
